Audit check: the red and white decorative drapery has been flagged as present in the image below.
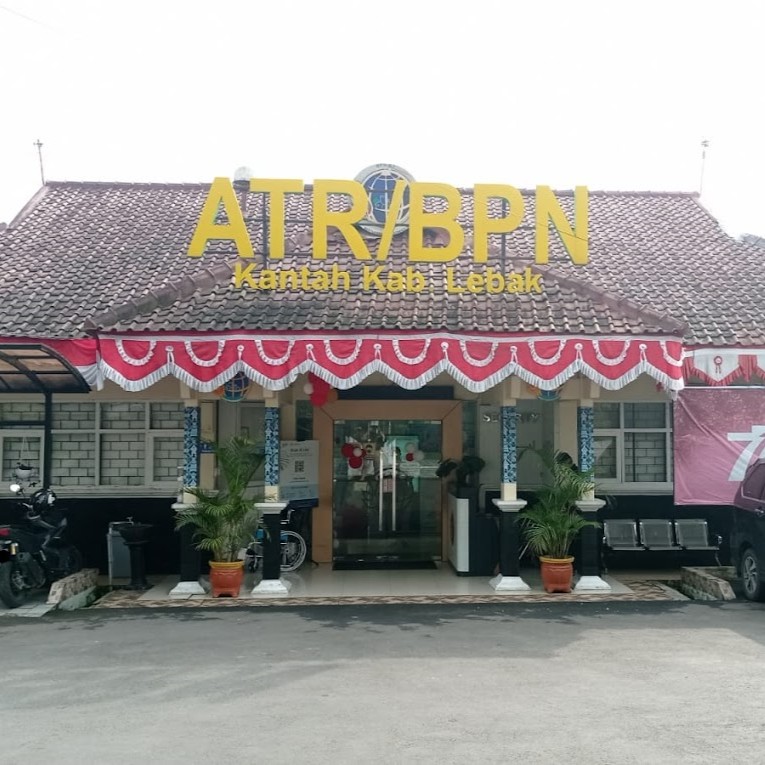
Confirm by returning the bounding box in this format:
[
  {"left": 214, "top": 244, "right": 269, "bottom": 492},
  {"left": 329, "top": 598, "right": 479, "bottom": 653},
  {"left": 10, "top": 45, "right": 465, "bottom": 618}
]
[
  {"left": 88, "top": 332, "right": 685, "bottom": 394},
  {"left": 0, "top": 337, "right": 100, "bottom": 388},
  {"left": 683, "top": 348, "right": 765, "bottom": 386}
]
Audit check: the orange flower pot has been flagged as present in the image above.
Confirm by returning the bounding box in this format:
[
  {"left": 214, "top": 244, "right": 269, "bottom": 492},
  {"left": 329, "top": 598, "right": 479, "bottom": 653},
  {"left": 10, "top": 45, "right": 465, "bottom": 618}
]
[
  {"left": 539, "top": 556, "right": 574, "bottom": 593},
  {"left": 209, "top": 561, "right": 244, "bottom": 598}
]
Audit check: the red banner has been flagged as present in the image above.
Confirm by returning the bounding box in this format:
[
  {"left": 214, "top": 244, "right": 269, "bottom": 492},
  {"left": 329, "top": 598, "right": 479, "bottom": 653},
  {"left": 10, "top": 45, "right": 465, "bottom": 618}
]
[{"left": 675, "top": 388, "right": 765, "bottom": 505}]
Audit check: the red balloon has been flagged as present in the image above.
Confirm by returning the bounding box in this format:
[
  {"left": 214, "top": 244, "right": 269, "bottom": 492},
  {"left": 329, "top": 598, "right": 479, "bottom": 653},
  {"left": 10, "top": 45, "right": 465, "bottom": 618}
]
[
  {"left": 406, "top": 452, "right": 414, "bottom": 462},
  {"left": 341, "top": 443, "right": 355, "bottom": 458},
  {"left": 348, "top": 455, "right": 363, "bottom": 469}
]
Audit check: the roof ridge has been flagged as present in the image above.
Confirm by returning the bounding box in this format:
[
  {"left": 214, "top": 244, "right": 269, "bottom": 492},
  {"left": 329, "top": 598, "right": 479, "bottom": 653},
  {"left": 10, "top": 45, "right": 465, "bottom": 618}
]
[
  {"left": 85, "top": 261, "right": 234, "bottom": 332},
  {"left": 513, "top": 258, "right": 686, "bottom": 336},
  {"left": 45, "top": 180, "right": 214, "bottom": 190},
  {"left": 6, "top": 185, "right": 51, "bottom": 229},
  {"left": 40, "top": 179, "right": 700, "bottom": 199}
]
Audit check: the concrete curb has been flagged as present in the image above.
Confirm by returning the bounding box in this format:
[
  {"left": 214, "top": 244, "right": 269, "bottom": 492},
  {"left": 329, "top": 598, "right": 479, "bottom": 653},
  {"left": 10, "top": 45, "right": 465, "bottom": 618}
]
[
  {"left": 681, "top": 566, "right": 737, "bottom": 601},
  {"left": 57, "top": 586, "right": 99, "bottom": 611},
  {"left": 47, "top": 568, "right": 99, "bottom": 606}
]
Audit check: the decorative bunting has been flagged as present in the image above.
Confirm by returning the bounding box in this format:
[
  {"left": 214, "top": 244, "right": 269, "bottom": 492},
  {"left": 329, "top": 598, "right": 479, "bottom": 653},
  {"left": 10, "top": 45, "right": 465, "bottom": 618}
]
[{"left": 93, "top": 331, "right": 686, "bottom": 393}]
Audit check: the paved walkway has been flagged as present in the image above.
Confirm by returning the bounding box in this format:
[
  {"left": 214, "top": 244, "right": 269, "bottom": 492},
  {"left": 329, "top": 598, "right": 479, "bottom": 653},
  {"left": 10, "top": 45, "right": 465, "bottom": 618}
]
[
  {"left": 1, "top": 567, "right": 689, "bottom": 615},
  {"left": 93, "top": 567, "right": 686, "bottom": 608}
]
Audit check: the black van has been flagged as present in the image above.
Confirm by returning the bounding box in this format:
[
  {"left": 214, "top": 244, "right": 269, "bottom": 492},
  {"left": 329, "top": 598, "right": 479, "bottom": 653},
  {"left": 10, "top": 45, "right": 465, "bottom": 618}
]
[{"left": 731, "top": 459, "right": 765, "bottom": 601}]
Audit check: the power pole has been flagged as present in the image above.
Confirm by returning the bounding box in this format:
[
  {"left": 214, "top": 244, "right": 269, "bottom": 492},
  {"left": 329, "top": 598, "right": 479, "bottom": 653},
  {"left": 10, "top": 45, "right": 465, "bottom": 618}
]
[
  {"left": 699, "top": 139, "right": 710, "bottom": 196},
  {"left": 34, "top": 139, "right": 45, "bottom": 185}
]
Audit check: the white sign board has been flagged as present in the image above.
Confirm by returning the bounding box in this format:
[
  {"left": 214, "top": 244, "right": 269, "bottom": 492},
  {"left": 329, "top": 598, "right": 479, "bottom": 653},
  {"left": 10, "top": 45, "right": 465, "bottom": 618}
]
[{"left": 280, "top": 440, "right": 319, "bottom": 501}]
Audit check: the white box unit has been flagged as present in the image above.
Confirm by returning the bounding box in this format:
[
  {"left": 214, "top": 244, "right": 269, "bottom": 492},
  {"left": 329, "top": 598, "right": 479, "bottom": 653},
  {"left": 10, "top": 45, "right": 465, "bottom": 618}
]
[
  {"left": 447, "top": 493, "right": 471, "bottom": 573},
  {"left": 107, "top": 523, "right": 131, "bottom": 583}
]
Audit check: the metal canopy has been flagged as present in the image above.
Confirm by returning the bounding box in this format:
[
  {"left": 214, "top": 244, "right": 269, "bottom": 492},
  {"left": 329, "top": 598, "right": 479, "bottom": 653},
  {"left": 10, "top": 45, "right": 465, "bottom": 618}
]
[{"left": 0, "top": 344, "right": 90, "bottom": 394}]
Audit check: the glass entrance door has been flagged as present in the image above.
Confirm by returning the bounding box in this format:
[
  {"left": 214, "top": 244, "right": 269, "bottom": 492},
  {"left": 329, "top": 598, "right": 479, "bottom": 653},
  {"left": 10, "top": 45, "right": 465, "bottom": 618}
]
[{"left": 332, "top": 418, "right": 442, "bottom": 564}]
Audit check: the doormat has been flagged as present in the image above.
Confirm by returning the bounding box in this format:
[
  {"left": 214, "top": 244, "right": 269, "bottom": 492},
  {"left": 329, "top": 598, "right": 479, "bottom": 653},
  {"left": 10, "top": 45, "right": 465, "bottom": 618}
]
[{"left": 332, "top": 560, "right": 438, "bottom": 571}]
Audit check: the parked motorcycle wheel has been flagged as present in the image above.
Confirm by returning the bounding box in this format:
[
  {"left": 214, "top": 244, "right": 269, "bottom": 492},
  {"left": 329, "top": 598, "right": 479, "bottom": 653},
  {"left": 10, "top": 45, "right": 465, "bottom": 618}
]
[{"left": 0, "top": 561, "right": 28, "bottom": 609}]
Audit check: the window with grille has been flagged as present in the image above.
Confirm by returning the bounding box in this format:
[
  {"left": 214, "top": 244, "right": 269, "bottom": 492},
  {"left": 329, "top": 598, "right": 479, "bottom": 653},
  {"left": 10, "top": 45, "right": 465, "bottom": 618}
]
[{"left": 593, "top": 402, "right": 673, "bottom": 486}]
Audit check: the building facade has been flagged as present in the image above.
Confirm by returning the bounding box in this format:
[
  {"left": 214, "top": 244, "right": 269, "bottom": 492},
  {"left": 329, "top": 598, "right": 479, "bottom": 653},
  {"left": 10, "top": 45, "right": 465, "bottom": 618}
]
[{"left": 0, "top": 166, "right": 761, "bottom": 580}]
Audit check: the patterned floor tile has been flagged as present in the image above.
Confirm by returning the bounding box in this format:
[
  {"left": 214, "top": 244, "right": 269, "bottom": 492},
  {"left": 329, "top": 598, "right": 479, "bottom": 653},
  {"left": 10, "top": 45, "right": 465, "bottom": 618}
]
[{"left": 92, "top": 580, "right": 680, "bottom": 609}]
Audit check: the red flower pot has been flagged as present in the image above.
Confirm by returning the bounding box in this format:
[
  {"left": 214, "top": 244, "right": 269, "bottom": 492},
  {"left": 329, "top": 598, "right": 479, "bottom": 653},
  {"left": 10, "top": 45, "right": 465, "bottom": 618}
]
[
  {"left": 209, "top": 561, "right": 244, "bottom": 598},
  {"left": 539, "top": 556, "right": 574, "bottom": 593}
]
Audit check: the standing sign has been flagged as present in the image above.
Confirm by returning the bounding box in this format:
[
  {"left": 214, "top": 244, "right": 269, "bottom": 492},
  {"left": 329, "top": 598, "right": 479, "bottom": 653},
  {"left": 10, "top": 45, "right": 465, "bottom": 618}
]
[
  {"left": 279, "top": 440, "right": 319, "bottom": 502},
  {"left": 675, "top": 388, "right": 765, "bottom": 505}
]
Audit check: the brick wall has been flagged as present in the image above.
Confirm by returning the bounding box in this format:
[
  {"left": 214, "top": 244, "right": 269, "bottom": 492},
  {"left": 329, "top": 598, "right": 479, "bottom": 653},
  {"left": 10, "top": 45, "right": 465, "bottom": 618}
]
[
  {"left": 100, "top": 433, "right": 146, "bottom": 486},
  {"left": 624, "top": 432, "right": 667, "bottom": 482},
  {"left": 51, "top": 433, "right": 96, "bottom": 487},
  {"left": 153, "top": 436, "right": 184, "bottom": 481},
  {"left": 0, "top": 402, "right": 44, "bottom": 422},
  {"left": 51, "top": 402, "right": 96, "bottom": 430},
  {"left": 100, "top": 402, "right": 145, "bottom": 430},
  {"left": 150, "top": 402, "right": 184, "bottom": 430}
]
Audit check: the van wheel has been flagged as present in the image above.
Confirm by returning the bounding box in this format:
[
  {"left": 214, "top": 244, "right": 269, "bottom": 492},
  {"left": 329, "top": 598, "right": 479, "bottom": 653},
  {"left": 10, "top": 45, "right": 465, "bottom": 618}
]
[{"left": 741, "top": 548, "right": 765, "bottom": 602}]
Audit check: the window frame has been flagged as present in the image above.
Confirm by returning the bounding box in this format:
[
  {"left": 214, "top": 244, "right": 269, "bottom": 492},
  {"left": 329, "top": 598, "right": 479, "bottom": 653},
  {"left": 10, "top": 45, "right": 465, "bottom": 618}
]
[
  {"left": 593, "top": 401, "right": 673, "bottom": 493},
  {"left": 0, "top": 399, "right": 185, "bottom": 497}
]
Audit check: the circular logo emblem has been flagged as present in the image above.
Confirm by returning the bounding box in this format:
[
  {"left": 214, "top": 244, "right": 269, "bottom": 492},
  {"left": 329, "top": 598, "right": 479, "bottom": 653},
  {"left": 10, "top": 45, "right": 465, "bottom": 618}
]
[{"left": 354, "top": 163, "right": 414, "bottom": 236}]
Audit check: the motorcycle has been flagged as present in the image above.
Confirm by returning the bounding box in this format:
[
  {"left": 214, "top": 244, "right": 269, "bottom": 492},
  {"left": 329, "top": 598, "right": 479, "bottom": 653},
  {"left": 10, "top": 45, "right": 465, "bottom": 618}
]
[{"left": 0, "top": 483, "right": 82, "bottom": 608}]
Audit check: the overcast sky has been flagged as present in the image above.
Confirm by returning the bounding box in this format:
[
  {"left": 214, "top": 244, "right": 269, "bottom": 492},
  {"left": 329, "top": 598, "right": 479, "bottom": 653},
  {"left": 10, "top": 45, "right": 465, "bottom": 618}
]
[{"left": 1, "top": 0, "right": 763, "bottom": 236}]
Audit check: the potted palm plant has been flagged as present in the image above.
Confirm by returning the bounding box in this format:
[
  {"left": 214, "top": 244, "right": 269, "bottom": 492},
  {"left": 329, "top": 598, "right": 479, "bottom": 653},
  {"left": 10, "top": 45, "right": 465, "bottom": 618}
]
[
  {"left": 175, "top": 436, "right": 264, "bottom": 598},
  {"left": 519, "top": 450, "right": 600, "bottom": 593}
]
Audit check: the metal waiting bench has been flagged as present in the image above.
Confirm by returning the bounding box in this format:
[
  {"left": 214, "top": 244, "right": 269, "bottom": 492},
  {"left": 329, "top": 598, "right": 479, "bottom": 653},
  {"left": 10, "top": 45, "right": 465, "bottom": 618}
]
[{"left": 602, "top": 518, "right": 721, "bottom": 570}]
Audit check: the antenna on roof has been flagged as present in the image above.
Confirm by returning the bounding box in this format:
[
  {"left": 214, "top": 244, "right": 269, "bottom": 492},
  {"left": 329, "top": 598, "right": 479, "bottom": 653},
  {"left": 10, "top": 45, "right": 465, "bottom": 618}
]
[
  {"left": 699, "top": 139, "right": 710, "bottom": 196},
  {"left": 33, "top": 139, "right": 46, "bottom": 185}
]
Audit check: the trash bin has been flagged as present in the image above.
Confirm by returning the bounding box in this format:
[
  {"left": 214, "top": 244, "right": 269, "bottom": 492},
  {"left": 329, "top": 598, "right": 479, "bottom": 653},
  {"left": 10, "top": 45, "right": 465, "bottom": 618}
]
[{"left": 107, "top": 522, "right": 132, "bottom": 584}]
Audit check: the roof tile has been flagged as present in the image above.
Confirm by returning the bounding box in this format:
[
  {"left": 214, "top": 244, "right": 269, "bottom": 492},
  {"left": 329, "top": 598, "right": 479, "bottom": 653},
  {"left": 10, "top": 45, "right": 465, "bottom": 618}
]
[{"left": 0, "top": 182, "right": 753, "bottom": 344}]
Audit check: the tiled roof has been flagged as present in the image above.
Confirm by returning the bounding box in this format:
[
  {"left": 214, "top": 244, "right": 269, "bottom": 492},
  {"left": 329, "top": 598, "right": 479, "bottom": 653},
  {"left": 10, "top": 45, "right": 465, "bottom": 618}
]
[{"left": 0, "top": 180, "right": 757, "bottom": 345}]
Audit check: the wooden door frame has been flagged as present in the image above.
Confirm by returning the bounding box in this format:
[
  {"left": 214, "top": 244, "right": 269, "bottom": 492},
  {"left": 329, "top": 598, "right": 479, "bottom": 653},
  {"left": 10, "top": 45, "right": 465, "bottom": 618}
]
[{"left": 311, "top": 400, "right": 463, "bottom": 564}]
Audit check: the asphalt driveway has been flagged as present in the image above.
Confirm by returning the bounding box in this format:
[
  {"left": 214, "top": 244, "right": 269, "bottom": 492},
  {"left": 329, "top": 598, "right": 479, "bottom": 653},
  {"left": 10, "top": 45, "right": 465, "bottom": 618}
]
[{"left": 2, "top": 600, "right": 764, "bottom": 764}]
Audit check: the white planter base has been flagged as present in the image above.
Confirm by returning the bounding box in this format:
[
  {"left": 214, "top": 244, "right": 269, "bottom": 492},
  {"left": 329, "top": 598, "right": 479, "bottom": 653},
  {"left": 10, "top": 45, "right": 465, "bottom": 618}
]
[
  {"left": 169, "top": 580, "right": 207, "bottom": 598},
  {"left": 251, "top": 578, "right": 292, "bottom": 597},
  {"left": 490, "top": 574, "right": 531, "bottom": 592},
  {"left": 574, "top": 575, "right": 612, "bottom": 592}
]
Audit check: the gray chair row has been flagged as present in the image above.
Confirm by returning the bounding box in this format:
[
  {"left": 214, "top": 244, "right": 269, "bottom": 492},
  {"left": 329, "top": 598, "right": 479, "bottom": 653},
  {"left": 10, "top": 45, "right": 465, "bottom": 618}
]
[{"left": 603, "top": 518, "right": 721, "bottom": 553}]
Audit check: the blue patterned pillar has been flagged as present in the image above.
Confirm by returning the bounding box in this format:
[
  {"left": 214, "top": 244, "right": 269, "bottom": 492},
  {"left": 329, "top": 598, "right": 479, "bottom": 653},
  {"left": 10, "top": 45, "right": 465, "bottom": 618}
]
[
  {"left": 183, "top": 405, "right": 200, "bottom": 488},
  {"left": 492, "top": 402, "right": 529, "bottom": 591},
  {"left": 575, "top": 403, "right": 607, "bottom": 586},
  {"left": 253, "top": 402, "right": 290, "bottom": 594},
  {"left": 264, "top": 405, "right": 280, "bottom": 500},
  {"left": 173, "top": 404, "right": 204, "bottom": 595},
  {"left": 577, "top": 405, "right": 595, "bottom": 474},
  {"left": 500, "top": 405, "right": 518, "bottom": 498}
]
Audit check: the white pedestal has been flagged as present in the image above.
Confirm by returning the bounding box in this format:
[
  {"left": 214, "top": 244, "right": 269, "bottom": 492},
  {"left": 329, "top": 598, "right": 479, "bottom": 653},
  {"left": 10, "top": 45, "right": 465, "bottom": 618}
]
[
  {"left": 492, "top": 499, "right": 528, "bottom": 513},
  {"left": 575, "top": 498, "right": 607, "bottom": 513},
  {"left": 574, "top": 575, "right": 612, "bottom": 592},
  {"left": 170, "top": 501, "right": 207, "bottom": 598},
  {"left": 169, "top": 580, "right": 207, "bottom": 598},
  {"left": 251, "top": 578, "right": 292, "bottom": 597},
  {"left": 490, "top": 574, "right": 531, "bottom": 592}
]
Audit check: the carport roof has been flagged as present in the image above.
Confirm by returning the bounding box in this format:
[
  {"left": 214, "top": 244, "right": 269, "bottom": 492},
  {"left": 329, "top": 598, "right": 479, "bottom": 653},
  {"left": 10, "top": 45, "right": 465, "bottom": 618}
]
[{"left": 0, "top": 344, "right": 90, "bottom": 394}]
